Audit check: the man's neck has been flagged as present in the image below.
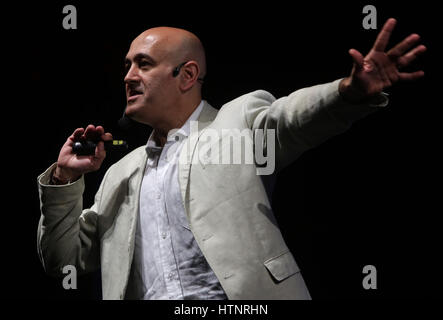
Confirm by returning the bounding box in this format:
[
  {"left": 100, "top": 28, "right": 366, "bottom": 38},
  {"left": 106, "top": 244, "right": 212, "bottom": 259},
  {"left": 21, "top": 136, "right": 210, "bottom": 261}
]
[
  {"left": 152, "top": 98, "right": 202, "bottom": 147},
  {"left": 152, "top": 130, "right": 168, "bottom": 147}
]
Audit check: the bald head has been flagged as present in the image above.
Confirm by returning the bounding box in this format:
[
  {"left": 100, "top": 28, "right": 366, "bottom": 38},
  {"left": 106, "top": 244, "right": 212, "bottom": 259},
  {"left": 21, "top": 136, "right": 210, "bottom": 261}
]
[{"left": 131, "top": 27, "right": 206, "bottom": 79}]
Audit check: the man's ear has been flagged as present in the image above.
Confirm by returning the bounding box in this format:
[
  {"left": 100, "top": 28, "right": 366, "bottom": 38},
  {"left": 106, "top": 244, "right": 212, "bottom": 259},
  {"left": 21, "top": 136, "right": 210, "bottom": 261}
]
[{"left": 179, "top": 61, "right": 201, "bottom": 91}]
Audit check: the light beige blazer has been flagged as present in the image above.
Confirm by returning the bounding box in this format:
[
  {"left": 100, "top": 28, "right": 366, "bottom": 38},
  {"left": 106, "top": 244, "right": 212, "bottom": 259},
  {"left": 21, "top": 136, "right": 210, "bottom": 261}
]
[{"left": 37, "top": 79, "right": 387, "bottom": 299}]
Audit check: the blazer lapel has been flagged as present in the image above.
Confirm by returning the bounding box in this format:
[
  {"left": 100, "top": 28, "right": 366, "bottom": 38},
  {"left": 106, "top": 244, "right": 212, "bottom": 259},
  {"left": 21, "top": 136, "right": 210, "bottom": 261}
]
[{"left": 178, "top": 101, "right": 218, "bottom": 218}]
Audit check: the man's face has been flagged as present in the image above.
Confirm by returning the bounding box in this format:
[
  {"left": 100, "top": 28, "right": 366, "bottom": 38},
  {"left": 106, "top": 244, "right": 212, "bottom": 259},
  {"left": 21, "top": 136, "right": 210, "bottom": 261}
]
[{"left": 123, "top": 34, "right": 177, "bottom": 126}]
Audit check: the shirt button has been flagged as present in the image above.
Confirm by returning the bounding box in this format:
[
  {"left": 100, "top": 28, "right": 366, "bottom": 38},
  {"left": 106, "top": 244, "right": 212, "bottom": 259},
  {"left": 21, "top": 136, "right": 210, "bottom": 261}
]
[
  {"left": 156, "top": 193, "right": 161, "bottom": 199},
  {"left": 161, "top": 232, "right": 167, "bottom": 239},
  {"left": 168, "top": 272, "right": 174, "bottom": 280}
]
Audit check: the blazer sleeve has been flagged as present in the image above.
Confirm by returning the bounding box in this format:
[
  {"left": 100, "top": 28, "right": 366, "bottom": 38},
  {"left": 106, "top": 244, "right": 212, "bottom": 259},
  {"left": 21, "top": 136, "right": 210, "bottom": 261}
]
[
  {"left": 242, "top": 78, "right": 389, "bottom": 172},
  {"left": 37, "top": 163, "right": 105, "bottom": 276}
]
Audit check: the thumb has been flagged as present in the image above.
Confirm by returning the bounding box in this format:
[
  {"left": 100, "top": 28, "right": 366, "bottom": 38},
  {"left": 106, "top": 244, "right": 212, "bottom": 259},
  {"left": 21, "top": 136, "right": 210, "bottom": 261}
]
[
  {"left": 348, "top": 49, "right": 364, "bottom": 70},
  {"left": 101, "top": 132, "right": 113, "bottom": 142}
]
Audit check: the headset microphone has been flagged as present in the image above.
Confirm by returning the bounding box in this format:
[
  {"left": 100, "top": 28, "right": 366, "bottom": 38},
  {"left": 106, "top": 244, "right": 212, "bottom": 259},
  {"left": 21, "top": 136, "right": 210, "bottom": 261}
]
[
  {"left": 172, "top": 65, "right": 181, "bottom": 77},
  {"left": 172, "top": 61, "right": 204, "bottom": 82},
  {"left": 118, "top": 112, "right": 137, "bottom": 130}
]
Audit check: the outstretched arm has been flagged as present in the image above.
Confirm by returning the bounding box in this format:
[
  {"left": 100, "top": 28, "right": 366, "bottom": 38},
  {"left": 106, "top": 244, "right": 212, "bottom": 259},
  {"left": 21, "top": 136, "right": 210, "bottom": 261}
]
[
  {"left": 242, "top": 18, "right": 426, "bottom": 172},
  {"left": 339, "top": 18, "right": 426, "bottom": 103}
]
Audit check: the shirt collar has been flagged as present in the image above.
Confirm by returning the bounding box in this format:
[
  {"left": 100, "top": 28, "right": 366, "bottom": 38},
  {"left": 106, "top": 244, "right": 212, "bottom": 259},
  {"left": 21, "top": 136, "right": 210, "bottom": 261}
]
[{"left": 145, "top": 100, "right": 204, "bottom": 156}]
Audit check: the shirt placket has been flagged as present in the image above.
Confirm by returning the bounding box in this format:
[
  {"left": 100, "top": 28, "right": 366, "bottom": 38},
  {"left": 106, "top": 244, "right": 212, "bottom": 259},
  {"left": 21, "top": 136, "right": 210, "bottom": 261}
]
[{"left": 156, "top": 146, "right": 183, "bottom": 300}]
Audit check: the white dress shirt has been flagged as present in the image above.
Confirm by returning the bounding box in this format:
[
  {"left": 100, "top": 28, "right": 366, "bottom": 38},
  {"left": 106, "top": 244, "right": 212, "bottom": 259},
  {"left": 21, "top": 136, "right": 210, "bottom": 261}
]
[{"left": 126, "top": 101, "right": 227, "bottom": 300}]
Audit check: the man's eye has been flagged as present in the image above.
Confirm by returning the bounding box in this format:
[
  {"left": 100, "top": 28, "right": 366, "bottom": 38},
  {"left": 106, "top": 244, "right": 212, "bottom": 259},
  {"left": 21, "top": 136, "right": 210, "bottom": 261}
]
[{"left": 139, "top": 60, "right": 151, "bottom": 68}]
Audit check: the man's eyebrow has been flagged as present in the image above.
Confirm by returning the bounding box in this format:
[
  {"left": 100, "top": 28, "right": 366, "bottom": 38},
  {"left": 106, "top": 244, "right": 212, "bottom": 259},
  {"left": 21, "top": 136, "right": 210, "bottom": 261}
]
[{"left": 124, "top": 53, "right": 157, "bottom": 65}]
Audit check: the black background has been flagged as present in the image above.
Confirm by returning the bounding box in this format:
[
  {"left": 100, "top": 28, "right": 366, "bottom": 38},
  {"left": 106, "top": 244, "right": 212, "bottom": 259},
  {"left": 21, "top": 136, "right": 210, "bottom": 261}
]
[{"left": 8, "top": 0, "right": 441, "bottom": 301}]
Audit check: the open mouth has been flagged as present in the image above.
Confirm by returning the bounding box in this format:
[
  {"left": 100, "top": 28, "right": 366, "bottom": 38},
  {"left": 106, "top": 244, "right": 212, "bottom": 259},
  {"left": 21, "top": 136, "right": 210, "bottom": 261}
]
[{"left": 128, "top": 88, "right": 143, "bottom": 102}]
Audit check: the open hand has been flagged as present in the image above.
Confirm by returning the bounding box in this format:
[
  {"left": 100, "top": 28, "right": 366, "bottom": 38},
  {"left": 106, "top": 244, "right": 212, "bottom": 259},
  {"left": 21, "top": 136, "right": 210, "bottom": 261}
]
[{"left": 340, "top": 18, "right": 426, "bottom": 102}]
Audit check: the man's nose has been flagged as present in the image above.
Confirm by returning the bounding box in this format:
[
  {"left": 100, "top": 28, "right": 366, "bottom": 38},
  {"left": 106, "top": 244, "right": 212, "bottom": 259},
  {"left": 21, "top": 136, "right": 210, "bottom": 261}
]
[{"left": 124, "top": 65, "right": 140, "bottom": 83}]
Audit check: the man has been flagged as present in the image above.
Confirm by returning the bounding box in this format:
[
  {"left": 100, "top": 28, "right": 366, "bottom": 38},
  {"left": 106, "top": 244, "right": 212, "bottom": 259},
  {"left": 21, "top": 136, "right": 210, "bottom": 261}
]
[{"left": 37, "top": 19, "right": 426, "bottom": 299}]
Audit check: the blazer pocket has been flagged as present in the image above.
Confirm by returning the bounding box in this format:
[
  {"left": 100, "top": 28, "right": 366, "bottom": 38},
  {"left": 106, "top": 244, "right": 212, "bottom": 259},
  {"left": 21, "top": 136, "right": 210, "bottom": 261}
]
[{"left": 264, "top": 250, "right": 300, "bottom": 282}]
